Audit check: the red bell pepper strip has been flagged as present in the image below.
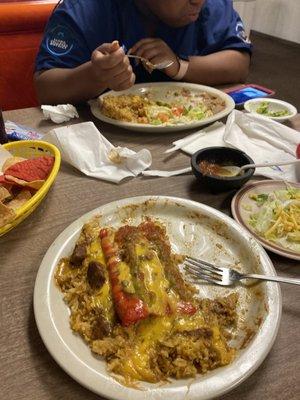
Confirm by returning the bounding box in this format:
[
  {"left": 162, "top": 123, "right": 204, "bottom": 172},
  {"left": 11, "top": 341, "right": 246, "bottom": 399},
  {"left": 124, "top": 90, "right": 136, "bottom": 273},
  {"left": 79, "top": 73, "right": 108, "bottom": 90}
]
[
  {"left": 99, "top": 228, "right": 149, "bottom": 327},
  {"left": 296, "top": 144, "right": 300, "bottom": 159}
]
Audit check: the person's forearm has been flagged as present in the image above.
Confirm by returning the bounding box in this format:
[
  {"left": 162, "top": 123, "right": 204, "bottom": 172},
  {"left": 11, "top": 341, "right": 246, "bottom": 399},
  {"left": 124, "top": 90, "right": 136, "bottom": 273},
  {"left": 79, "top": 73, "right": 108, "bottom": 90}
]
[
  {"left": 184, "top": 50, "right": 250, "bottom": 86},
  {"left": 34, "top": 61, "right": 107, "bottom": 104}
]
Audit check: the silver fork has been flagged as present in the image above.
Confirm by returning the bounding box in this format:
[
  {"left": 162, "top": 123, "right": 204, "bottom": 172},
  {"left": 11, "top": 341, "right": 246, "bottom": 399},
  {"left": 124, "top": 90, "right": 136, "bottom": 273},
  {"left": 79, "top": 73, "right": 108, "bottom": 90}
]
[
  {"left": 184, "top": 256, "right": 300, "bottom": 286},
  {"left": 127, "top": 55, "right": 174, "bottom": 70}
]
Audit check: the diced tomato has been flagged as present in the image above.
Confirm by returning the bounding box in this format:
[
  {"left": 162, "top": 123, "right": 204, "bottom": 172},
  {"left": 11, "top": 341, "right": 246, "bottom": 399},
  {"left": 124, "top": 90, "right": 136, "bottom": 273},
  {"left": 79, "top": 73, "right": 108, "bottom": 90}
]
[
  {"left": 157, "top": 113, "right": 169, "bottom": 123},
  {"left": 172, "top": 106, "right": 184, "bottom": 116}
]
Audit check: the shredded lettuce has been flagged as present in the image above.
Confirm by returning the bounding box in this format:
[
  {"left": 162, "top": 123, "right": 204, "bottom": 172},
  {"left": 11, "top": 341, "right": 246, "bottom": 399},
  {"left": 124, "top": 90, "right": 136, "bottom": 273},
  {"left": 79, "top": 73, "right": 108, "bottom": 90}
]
[
  {"left": 146, "top": 102, "right": 212, "bottom": 125},
  {"left": 256, "top": 101, "right": 291, "bottom": 117},
  {"left": 248, "top": 187, "right": 300, "bottom": 253}
]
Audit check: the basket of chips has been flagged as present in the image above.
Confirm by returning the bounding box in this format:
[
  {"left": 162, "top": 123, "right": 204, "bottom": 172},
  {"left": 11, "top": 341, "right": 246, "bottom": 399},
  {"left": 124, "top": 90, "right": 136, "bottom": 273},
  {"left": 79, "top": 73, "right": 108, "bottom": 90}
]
[{"left": 0, "top": 140, "right": 61, "bottom": 236}]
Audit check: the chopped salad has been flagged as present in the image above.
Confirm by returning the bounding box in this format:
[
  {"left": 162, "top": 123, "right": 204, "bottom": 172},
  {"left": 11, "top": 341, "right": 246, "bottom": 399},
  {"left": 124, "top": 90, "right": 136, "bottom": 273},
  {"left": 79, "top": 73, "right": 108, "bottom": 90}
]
[
  {"left": 255, "top": 101, "right": 291, "bottom": 118},
  {"left": 100, "top": 88, "right": 225, "bottom": 125},
  {"left": 248, "top": 186, "right": 300, "bottom": 252}
]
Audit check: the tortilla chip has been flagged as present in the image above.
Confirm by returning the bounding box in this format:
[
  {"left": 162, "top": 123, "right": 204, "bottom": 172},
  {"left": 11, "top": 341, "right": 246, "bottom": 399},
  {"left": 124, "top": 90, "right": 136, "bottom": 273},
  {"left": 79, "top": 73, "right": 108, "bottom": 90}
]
[
  {"left": 0, "top": 175, "right": 14, "bottom": 191},
  {"left": 0, "top": 201, "right": 16, "bottom": 226},
  {"left": 0, "top": 186, "right": 12, "bottom": 202},
  {"left": 6, "top": 189, "right": 31, "bottom": 211},
  {"left": 5, "top": 175, "right": 45, "bottom": 190},
  {"left": 2, "top": 156, "right": 26, "bottom": 173},
  {"left": 4, "top": 155, "right": 54, "bottom": 182}
]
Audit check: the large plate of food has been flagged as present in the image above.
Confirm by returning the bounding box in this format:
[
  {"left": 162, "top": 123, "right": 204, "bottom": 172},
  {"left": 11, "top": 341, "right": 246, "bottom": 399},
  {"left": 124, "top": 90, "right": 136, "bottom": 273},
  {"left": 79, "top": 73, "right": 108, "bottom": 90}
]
[
  {"left": 34, "top": 196, "right": 281, "bottom": 400},
  {"left": 89, "top": 83, "right": 235, "bottom": 132},
  {"left": 232, "top": 180, "right": 300, "bottom": 261}
]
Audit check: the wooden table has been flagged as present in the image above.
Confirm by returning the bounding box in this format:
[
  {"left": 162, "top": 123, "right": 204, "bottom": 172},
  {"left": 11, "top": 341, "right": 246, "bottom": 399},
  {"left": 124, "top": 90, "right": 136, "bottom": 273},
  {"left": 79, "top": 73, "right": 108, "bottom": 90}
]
[{"left": 1, "top": 104, "right": 299, "bottom": 400}]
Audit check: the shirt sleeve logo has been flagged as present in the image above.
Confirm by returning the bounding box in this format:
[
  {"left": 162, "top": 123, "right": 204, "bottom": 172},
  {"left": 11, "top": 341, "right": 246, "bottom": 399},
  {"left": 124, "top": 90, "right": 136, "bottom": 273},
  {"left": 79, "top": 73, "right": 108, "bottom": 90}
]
[
  {"left": 236, "top": 21, "right": 251, "bottom": 44},
  {"left": 46, "top": 25, "right": 74, "bottom": 56}
]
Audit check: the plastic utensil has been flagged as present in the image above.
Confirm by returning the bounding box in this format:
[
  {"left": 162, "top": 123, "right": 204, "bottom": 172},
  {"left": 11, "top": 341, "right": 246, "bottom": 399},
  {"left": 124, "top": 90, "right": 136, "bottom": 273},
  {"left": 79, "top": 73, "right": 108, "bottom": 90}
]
[{"left": 221, "top": 159, "right": 300, "bottom": 177}]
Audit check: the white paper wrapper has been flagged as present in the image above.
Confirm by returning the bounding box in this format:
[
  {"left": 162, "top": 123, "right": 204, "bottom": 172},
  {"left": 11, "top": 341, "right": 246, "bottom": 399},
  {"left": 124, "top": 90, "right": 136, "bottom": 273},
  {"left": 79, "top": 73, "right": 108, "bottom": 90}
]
[
  {"left": 43, "top": 122, "right": 152, "bottom": 183},
  {"left": 42, "top": 104, "right": 79, "bottom": 124},
  {"left": 165, "top": 122, "right": 225, "bottom": 154},
  {"left": 142, "top": 167, "right": 192, "bottom": 177}
]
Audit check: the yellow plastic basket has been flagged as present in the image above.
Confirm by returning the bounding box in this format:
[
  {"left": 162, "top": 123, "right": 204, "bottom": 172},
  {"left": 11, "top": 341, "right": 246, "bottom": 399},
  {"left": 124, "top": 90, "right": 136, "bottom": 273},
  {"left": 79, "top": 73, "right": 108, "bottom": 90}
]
[{"left": 0, "top": 140, "right": 61, "bottom": 237}]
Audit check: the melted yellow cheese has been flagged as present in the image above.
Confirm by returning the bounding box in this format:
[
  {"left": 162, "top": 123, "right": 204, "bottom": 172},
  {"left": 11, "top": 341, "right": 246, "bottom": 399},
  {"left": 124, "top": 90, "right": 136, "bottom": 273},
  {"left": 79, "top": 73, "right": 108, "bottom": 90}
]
[
  {"left": 174, "top": 312, "right": 205, "bottom": 332},
  {"left": 119, "top": 316, "right": 173, "bottom": 382},
  {"left": 117, "top": 261, "right": 136, "bottom": 294},
  {"left": 211, "top": 326, "right": 235, "bottom": 365},
  {"left": 135, "top": 241, "right": 170, "bottom": 315},
  {"left": 86, "top": 239, "right": 114, "bottom": 322}
]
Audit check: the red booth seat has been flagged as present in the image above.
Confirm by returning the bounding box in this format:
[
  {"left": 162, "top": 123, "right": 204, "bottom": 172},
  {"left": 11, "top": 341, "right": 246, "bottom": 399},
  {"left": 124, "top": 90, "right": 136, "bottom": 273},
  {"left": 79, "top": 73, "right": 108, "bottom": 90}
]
[{"left": 0, "top": 1, "right": 57, "bottom": 111}]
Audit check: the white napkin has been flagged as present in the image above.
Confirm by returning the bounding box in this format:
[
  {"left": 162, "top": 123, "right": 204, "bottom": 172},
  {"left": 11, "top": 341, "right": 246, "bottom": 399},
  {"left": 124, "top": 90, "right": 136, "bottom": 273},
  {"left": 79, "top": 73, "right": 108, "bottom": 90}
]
[
  {"left": 157, "top": 110, "right": 300, "bottom": 182},
  {"left": 223, "top": 110, "right": 299, "bottom": 181},
  {"left": 42, "top": 104, "right": 79, "bottom": 123},
  {"left": 0, "top": 145, "right": 13, "bottom": 173},
  {"left": 165, "top": 122, "right": 225, "bottom": 154},
  {"left": 43, "top": 122, "right": 152, "bottom": 183}
]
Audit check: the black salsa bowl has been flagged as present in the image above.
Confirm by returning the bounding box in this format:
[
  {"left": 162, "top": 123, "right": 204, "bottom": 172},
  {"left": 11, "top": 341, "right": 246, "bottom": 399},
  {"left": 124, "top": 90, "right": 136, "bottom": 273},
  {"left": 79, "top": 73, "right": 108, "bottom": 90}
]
[{"left": 191, "top": 147, "right": 255, "bottom": 192}]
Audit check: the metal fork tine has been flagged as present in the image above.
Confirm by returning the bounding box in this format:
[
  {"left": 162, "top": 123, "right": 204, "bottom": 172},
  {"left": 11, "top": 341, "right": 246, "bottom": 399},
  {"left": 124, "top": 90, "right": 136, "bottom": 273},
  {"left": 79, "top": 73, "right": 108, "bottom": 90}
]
[
  {"left": 184, "top": 262, "right": 222, "bottom": 279},
  {"left": 186, "top": 256, "right": 223, "bottom": 273},
  {"left": 187, "top": 271, "right": 220, "bottom": 285},
  {"left": 184, "top": 266, "right": 222, "bottom": 282},
  {"left": 184, "top": 258, "right": 223, "bottom": 276}
]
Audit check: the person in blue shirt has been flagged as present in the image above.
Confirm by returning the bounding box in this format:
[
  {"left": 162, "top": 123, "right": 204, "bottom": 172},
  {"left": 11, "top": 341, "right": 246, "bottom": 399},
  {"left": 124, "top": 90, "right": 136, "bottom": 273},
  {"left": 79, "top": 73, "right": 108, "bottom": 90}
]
[{"left": 34, "top": 0, "right": 252, "bottom": 104}]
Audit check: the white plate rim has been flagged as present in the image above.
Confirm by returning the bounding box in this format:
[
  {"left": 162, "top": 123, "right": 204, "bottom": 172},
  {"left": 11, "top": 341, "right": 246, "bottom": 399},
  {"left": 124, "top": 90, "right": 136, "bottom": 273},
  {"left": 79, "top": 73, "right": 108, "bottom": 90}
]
[
  {"left": 90, "top": 82, "right": 235, "bottom": 132},
  {"left": 231, "top": 180, "right": 300, "bottom": 261},
  {"left": 34, "top": 196, "right": 282, "bottom": 400}
]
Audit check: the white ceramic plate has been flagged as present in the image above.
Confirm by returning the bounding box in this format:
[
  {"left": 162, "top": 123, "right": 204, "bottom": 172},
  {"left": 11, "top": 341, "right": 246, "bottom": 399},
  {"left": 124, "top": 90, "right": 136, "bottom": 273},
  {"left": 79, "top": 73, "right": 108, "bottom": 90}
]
[
  {"left": 34, "top": 196, "right": 281, "bottom": 400},
  {"left": 232, "top": 180, "right": 300, "bottom": 261},
  {"left": 244, "top": 98, "right": 297, "bottom": 122},
  {"left": 89, "top": 82, "right": 235, "bottom": 132}
]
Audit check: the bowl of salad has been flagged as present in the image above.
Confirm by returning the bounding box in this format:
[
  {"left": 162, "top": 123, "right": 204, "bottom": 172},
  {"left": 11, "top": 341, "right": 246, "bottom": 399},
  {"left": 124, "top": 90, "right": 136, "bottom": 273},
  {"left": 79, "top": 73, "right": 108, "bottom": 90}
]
[{"left": 244, "top": 98, "right": 297, "bottom": 122}]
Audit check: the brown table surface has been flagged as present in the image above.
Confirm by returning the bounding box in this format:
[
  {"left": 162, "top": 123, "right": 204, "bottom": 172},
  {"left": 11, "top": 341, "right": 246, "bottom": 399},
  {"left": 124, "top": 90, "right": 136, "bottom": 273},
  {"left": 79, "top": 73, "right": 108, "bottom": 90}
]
[{"left": 1, "top": 35, "right": 300, "bottom": 400}]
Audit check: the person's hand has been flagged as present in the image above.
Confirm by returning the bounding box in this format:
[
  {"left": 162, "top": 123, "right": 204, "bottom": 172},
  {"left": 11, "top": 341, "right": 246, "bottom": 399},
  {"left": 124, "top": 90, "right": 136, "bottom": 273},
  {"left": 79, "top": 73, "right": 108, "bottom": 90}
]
[
  {"left": 129, "top": 38, "right": 180, "bottom": 78},
  {"left": 91, "top": 41, "right": 135, "bottom": 91}
]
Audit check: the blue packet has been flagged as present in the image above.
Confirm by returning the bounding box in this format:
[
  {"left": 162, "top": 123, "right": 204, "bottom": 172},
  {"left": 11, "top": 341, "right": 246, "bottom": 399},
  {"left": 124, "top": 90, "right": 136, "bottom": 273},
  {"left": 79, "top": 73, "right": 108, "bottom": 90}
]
[{"left": 5, "top": 120, "right": 44, "bottom": 141}]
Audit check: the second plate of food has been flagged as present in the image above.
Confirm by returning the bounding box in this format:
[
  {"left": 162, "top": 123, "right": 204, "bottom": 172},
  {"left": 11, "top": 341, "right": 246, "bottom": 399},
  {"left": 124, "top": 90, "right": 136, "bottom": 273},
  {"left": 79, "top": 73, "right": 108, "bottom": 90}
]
[
  {"left": 89, "top": 82, "right": 235, "bottom": 132},
  {"left": 231, "top": 180, "right": 300, "bottom": 260},
  {"left": 34, "top": 196, "right": 281, "bottom": 400}
]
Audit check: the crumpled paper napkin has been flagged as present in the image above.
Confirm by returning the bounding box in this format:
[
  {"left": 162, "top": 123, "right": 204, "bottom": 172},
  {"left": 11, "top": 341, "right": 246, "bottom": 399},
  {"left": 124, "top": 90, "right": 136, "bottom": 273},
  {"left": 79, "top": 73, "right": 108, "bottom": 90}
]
[
  {"left": 0, "top": 145, "right": 14, "bottom": 172},
  {"left": 147, "top": 110, "right": 300, "bottom": 181},
  {"left": 42, "top": 104, "right": 79, "bottom": 124},
  {"left": 43, "top": 122, "right": 152, "bottom": 183}
]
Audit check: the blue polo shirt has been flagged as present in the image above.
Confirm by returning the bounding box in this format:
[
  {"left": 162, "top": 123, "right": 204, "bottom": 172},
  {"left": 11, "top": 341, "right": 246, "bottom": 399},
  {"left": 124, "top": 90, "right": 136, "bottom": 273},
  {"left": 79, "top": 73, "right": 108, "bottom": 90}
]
[{"left": 35, "top": 0, "right": 252, "bottom": 83}]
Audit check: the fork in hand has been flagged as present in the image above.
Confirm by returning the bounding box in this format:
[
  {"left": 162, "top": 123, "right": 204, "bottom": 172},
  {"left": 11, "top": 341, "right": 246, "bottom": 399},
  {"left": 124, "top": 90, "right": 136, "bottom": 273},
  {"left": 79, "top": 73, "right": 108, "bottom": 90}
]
[
  {"left": 121, "top": 45, "right": 174, "bottom": 70},
  {"left": 127, "top": 55, "right": 174, "bottom": 70},
  {"left": 184, "top": 256, "right": 300, "bottom": 286}
]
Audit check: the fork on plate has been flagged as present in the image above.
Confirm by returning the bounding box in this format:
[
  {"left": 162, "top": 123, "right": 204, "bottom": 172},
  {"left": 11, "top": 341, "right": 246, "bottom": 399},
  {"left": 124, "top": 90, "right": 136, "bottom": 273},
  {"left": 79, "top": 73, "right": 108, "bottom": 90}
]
[{"left": 184, "top": 256, "right": 300, "bottom": 286}]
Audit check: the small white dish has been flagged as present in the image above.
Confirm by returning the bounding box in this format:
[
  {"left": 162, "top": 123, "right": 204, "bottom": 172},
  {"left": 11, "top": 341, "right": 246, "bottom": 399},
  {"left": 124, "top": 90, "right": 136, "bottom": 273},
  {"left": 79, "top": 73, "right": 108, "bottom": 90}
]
[{"left": 244, "top": 98, "right": 297, "bottom": 122}]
